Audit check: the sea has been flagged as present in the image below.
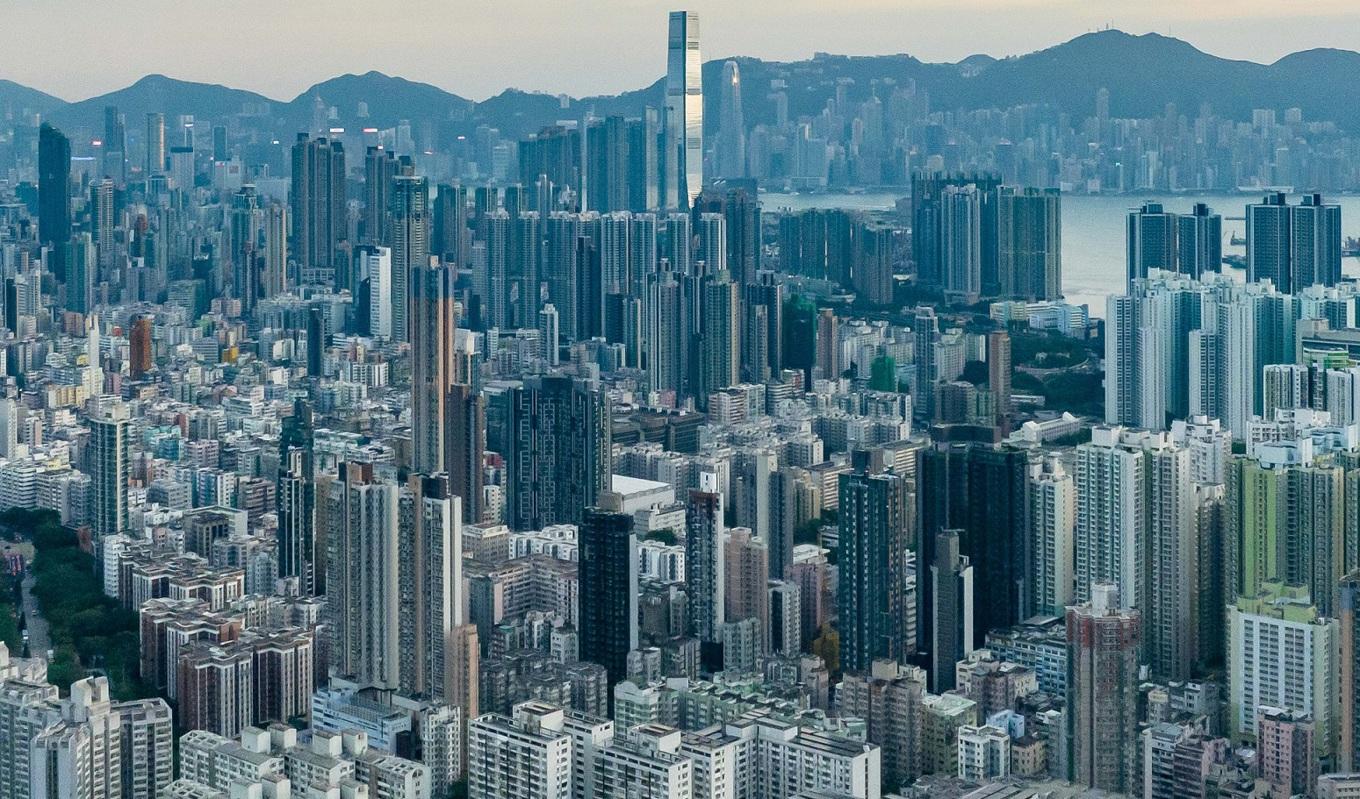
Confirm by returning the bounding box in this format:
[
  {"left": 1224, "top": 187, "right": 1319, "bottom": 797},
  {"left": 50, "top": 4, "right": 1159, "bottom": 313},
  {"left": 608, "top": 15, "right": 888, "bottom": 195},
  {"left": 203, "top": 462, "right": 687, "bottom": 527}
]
[{"left": 760, "top": 191, "right": 1360, "bottom": 317}]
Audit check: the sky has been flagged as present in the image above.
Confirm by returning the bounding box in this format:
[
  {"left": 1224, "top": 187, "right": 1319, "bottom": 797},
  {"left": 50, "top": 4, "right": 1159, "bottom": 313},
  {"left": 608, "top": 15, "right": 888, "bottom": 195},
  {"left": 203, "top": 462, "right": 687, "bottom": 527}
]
[{"left": 5, "top": 0, "right": 1360, "bottom": 102}]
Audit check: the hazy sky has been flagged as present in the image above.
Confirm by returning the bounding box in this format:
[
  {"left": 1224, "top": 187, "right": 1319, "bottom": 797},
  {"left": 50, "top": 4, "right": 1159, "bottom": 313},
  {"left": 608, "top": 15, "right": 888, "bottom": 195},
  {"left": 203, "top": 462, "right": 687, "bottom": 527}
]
[{"left": 5, "top": 0, "right": 1359, "bottom": 102}]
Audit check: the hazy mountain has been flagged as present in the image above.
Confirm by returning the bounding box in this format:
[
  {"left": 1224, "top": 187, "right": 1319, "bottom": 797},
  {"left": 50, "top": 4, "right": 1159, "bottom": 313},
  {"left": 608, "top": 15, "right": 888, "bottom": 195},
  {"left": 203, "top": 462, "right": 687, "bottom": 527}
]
[
  {"left": 0, "top": 79, "right": 65, "bottom": 117},
  {"left": 10, "top": 30, "right": 1360, "bottom": 140}
]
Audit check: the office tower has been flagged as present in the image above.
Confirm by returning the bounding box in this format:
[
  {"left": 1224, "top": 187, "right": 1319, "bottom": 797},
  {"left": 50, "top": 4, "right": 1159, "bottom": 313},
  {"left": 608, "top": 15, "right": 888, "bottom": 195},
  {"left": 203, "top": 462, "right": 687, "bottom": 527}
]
[
  {"left": 391, "top": 174, "right": 430, "bottom": 343},
  {"left": 102, "top": 106, "right": 127, "bottom": 183},
  {"left": 145, "top": 112, "right": 166, "bottom": 174},
  {"left": 38, "top": 123, "right": 71, "bottom": 260},
  {"left": 1228, "top": 583, "right": 1337, "bottom": 758},
  {"left": 1126, "top": 201, "right": 1178, "bottom": 284},
  {"left": 664, "top": 11, "right": 702, "bottom": 209},
  {"left": 89, "top": 404, "right": 130, "bottom": 540},
  {"left": 277, "top": 402, "right": 317, "bottom": 593},
  {"left": 686, "top": 473, "right": 726, "bottom": 644},
  {"left": 399, "top": 474, "right": 462, "bottom": 701},
  {"left": 930, "top": 530, "right": 975, "bottom": 693},
  {"left": 364, "top": 145, "right": 398, "bottom": 244},
  {"left": 579, "top": 499, "right": 638, "bottom": 689},
  {"left": 1066, "top": 583, "right": 1140, "bottom": 794},
  {"left": 1247, "top": 192, "right": 1342, "bottom": 292},
  {"left": 447, "top": 383, "right": 485, "bottom": 524},
  {"left": 837, "top": 463, "right": 911, "bottom": 674},
  {"left": 1029, "top": 456, "right": 1075, "bottom": 617},
  {"left": 698, "top": 270, "right": 740, "bottom": 405},
  {"left": 1341, "top": 573, "right": 1360, "bottom": 772},
  {"left": 996, "top": 186, "right": 1061, "bottom": 300},
  {"left": 1177, "top": 202, "right": 1223, "bottom": 278},
  {"left": 503, "top": 375, "right": 611, "bottom": 530},
  {"left": 410, "top": 261, "right": 456, "bottom": 474},
  {"left": 715, "top": 60, "right": 746, "bottom": 178},
  {"left": 290, "top": 134, "right": 347, "bottom": 281},
  {"left": 325, "top": 462, "right": 402, "bottom": 690},
  {"left": 467, "top": 702, "right": 573, "bottom": 799},
  {"left": 919, "top": 443, "right": 1031, "bottom": 654}
]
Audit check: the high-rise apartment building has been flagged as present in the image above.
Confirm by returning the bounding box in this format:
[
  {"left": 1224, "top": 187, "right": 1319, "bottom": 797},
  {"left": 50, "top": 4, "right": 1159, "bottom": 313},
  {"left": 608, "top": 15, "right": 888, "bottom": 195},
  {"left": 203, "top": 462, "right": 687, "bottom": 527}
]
[
  {"left": 579, "top": 499, "right": 638, "bottom": 689},
  {"left": 1066, "top": 583, "right": 1141, "bottom": 794},
  {"left": 837, "top": 462, "right": 911, "bottom": 674}
]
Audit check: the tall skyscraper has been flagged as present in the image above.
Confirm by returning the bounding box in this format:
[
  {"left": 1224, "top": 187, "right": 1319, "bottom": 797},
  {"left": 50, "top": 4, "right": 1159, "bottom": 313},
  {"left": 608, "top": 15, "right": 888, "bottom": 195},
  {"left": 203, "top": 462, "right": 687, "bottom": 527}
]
[
  {"left": 1177, "top": 202, "right": 1223, "bottom": 279},
  {"left": 363, "top": 146, "right": 398, "bottom": 245},
  {"left": 391, "top": 174, "right": 430, "bottom": 343},
  {"left": 715, "top": 60, "right": 745, "bottom": 179},
  {"left": 838, "top": 460, "right": 911, "bottom": 674},
  {"left": 664, "top": 11, "right": 703, "bottom": 209},
  {"left": 1126, "top": 201, "right": 1178, "bottom": 285},
  {"left": 410, "top": 261, "right": 457, "bottom": 474},
  {"left": 1066, "top": 583, "right": 1141, "bottom": 794},
  {"left": 277, "top": 402, "right": 318, "bottom": 594},
  {"left": 145, "top": 112, "right": 166, "bottom": 175},
  {"left": 995, "top": 186, "right": 1061, "bottom": 300},
  {"left": 398, "top": 474, "right": 462, "bottom": 702},
  {"left": 1029, "top": 456, "right": 1075, "bottom": 617},
  {"left": 1247, "top": 192, "right": 1342, "bottom": 293},
  {"left": 38, "top": 123, "right": 71, "bottom": 264},
  {"left": 578, "top": 497, "right": 638, "bottom": 689},
  {"left": 1340, "top": 573, "right": 1360, "bottom": 772},
  {"left": 89, "top": 404, "right": 130, "bottom": 541},
  {"left": 325, "top": 462, "right": 402, "bottom": 690},
  {"left": 447, "top": 383, "right": 485, "bottom": 525},
  {"left": 290, "top": 134, "right": 347, "bottom": 283},
  {"left": 940, "top": 184, "right": 982, "bottom": 303}
]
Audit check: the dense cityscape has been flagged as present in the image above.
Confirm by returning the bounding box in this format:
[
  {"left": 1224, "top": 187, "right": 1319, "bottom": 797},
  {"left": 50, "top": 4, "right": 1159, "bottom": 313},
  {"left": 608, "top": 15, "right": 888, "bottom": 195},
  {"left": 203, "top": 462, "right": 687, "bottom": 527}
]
[{"left": 1, "top": 7, "right": 1360, "bottom": 799}]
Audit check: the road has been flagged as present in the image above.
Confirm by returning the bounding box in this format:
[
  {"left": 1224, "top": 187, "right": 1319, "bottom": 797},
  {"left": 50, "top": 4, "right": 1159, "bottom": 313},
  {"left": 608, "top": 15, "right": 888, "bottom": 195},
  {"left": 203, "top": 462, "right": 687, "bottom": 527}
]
[{"left": 19, "top": 573, "right": 49, "bottom": 657}]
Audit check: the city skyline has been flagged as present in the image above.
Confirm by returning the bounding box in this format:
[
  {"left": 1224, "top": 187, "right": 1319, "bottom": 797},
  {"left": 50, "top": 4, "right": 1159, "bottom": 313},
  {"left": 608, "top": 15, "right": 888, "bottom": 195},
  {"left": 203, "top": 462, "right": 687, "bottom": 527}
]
[{"left": 2, "top": 1, "right": 1358, "bottom": 103}]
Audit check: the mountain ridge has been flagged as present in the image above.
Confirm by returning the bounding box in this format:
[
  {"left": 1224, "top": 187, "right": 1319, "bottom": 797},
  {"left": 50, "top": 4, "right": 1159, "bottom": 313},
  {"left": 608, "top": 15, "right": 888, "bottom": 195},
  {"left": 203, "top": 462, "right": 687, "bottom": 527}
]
[{"left": 3, "top": 30, "right": 1359, "bottom": 141}]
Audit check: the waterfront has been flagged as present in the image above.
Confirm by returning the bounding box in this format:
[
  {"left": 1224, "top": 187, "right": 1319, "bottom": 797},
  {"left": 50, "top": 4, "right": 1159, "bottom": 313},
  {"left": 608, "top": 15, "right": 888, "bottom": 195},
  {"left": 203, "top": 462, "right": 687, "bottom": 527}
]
[{"left": 761, "top": 191, "right": 1360, "bottom": 316}]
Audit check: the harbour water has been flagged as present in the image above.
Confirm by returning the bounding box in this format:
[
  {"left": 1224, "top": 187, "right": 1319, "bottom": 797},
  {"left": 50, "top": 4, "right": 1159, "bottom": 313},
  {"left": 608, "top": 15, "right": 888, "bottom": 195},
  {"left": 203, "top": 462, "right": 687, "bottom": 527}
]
[{"left": 760, "top": 191, "right": 1360, "bottom": 317}]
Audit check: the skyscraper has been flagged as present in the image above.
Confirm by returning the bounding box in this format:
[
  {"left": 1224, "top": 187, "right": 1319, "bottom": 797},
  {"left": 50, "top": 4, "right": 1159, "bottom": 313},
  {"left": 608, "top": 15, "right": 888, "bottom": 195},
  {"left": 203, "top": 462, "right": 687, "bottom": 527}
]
[
  {"left": 1126, "top": 201, "right": 1178, "bottom": 285},
  {"left": 89, "top": 404, "right": 130, "bottom": 541},
  {"left": 716, "top": 60, "right": 745, "bottom": 179},
  {"left": 277, "top": 402, "right": 318, "bottom": 594},
  {"left": 578, "top": 497, "right": 638, "bottom": 689},
  {"left": 410, "top": 261, "right": 457, "bottom": 475},
  {"left": 664, "top": 11, "right": 702, "bottom": 209},
  {"left": 290, "top": 134, "right": 347, "bottom": 283},
  {"left": 145, "top": 112, "right": 166, "bottom": 175},
  {"left": 930, "top": 530, "right": 974, "bottom": 693},
  {"left": 1066, "top": 583, "right": 1141, "bottom": 794},
  {"left": 1177, "top": 202, "right": 1223, "bottom": 279},
  {"left": 398, "top": 474, "right": 462, "bottom": 702},
  {"left": 38, "top": 123, "right": 71, "bottom": 265},
  {"left": 1247, "top": 192, "right": 1342, "bottom": 293},
  {"left": 686, "top": 473, "right": 726, "bottom": 645},
  {"left": 837, "top": 461, "right": 912, "bottom": 674},
  {"left": 995, "top": 186, "right": 1061, "bottom": 300},
  {"left": 391, "top": 173, "right": 430, "bottom": 343},
  {"left": 502, "top": 375, "right": 611, "bottom": 530}
]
